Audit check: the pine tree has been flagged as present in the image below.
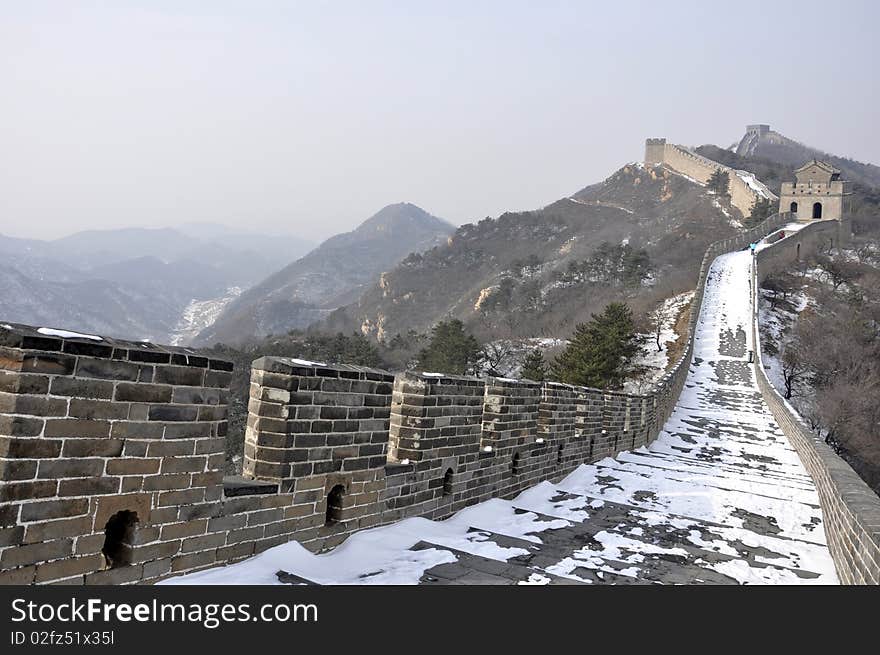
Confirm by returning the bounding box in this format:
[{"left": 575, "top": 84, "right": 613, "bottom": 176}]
[
  {"left": 520, "top": 348, "right": 547, "bottom": 381},
  {"left": 707, "top": 168, "right": 730, "bottom": 196},
  {"left": 745, "top": 196, "right": 773, "bottom": 227},
  {"left": 550, "top": 303, "right": 642, "bottom": 388},
  {"left": 417, "top": 319, "right": 482, "bottom": 375}
]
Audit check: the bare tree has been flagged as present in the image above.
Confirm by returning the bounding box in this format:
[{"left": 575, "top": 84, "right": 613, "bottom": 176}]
[
  {"left": 627, "top": 364, "right": 654, "bottom": 395},
  {"left": 761, "top": 276, "right": 786, "bottom": 309},
  {"left": 780, "top": 343, "right": 809, "bottom": 399},
  {"left": 815, "top": 255, "right": 860, "bottom": 291},
  {"left": 854, "top": 242, "right": 877, "bottom": 265},
  {"left": 479, "top": 340, "right": 518, "bottom": 377},
  {"left": 647, "top": 301, "right": 673, "bottom": 352}
]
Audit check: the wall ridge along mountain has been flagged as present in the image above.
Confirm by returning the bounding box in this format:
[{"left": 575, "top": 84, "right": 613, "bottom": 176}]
[{"left": 645, "top": 137, "right": 777, "bottom": 217}]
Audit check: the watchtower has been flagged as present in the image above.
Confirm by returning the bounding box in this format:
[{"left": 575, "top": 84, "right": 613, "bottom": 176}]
[
  {"left": 644, "top": 138, "right": 667, "bottom": 166},
  {"left": 746, "top": 124, "right": 770, "bottom": 137},
  {"left": 780, "top": 160, "right": 850, "bottom": 222}
]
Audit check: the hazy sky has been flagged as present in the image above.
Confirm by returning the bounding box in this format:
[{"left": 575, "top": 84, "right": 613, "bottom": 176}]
[{"left": 1, "top": 1, "right": 877, "bottom": 242}]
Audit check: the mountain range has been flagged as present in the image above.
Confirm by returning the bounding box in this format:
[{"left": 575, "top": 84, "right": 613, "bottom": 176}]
[
  {"left": 0, "top": 226, "right": 314, "bottom": 343},
  {"left": 194, "top": 203, "right": 455, "bottom": 345},
  {"left": 312, "top": 125, "right": 879, "bottom": 346},
  {"left": 4, "top": 125, "right": 876, "bottom": 353},
  {"left": 732, "top": 126, "right": 880, "bottom": 189},
  {"left": 318, "top": 164, "right": 740, "bottom": 344}
]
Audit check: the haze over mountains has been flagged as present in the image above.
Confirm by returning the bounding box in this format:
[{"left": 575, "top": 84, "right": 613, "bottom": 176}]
[
  {"left": 0, "top": 227, "right": 314, "bottom": 344},
  {"left": 195, "top": 203, "right": 454, "bottom": 346},
  {"left": 3, "top": 125, "right": 876, "bottom": 354}
]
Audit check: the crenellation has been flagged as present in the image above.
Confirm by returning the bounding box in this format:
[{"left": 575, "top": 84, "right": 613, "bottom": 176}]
[{"left": 4, "top": 207, "right": 874, "bottom": 585}]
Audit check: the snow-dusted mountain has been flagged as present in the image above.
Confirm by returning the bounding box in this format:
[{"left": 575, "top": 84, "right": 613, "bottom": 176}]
[
  {"left": 170, "top": 287, "right": 243, "bottom": 346},
  {"left": 319, "top": 164, "right": 744, "bottom": 344},
  {"left": 732, "top": 125, "right": 880, "bottom": 189},
  {"left": 194, "top": 203, "right": 454, "bottom": 346},
  {"left": 0, "top": 226, "right": 313, "bottom": 344}
]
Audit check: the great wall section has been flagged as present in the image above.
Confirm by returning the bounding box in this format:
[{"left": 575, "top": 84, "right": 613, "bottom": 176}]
[
  {"left": 0, "top": 141, "right": 878, "bottom": 585},
  {"left": 645, "top": 137, "right": 776, "bottom": 218}
]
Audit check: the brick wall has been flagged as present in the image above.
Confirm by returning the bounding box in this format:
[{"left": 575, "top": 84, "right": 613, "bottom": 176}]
[
  {"left": 0, "top": 212, "right": 793, "bottom": 585},
  {"left": 0, "top": 324, "right": 232, "bottom": 584},
  {"left": 753, "top": 219, "right": 852, "bottom": 283},
  {"left": 644, "top": 140, "right": 778, "bottom": 217},
  {"left": 242, "top": 357, "right": 394, "bottom": 551}
]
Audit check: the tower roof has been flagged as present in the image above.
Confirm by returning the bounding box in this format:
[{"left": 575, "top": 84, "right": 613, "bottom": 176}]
[{"left": 794, "top": 159, "right": 840, "bottom": 175}]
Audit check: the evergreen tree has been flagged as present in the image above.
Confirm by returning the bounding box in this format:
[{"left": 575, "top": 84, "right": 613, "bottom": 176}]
[
  {"left": 520, "top": 348, "right": 547, "bottom": 381},
  {"left": 550, "top": 303, "right": 643, "bottom": 388},
  {"left": 707, "top": 169, "right": 730, "bottom": 196},
  {"left": 417, "top": 319, "right": 482, "bottom": 375},
  {"left": 332, "top": 332, "right": 382, "bottom": 366},
  {"left": 745, "top": 196, "right": 773, "bottom": 227}
]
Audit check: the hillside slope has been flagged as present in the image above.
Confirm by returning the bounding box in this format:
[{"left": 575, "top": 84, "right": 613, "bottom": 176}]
[
  {"left": 322, "top": 164, "right": 744, "bottom": 343},
  {"left": 195, "top": 203, "right": 454, "bottom": 345}
]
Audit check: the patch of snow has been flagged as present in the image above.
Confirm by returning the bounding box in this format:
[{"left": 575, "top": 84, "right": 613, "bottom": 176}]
[
  {"left": 519, "top": 573, "right": 552, "bottom": 585},
  {"left": 170, "top": 287, "right": 242, "bottom": 346},
  {"left": 754, "top": 223, "right": 808, "bottom": 253},
  {"left": 623, "top": 291, "right": 694, "bottom": 394},
  {"left": 37, "top": 327, "right": 102, "bottom": 341},
  {"left": 710, "top": 197, "right": 742, "bottom": 229},
  {"left": 567, "top": 198, "right": 636, "bottom": 215},
  {"left": 162, "top": 499, "right": 569, "bottom": 586},
  {"left": 289, "top": 358, "right": 327, "bottom": 367},
  {"left": 666, "top": 168, "right": 704, "bottom": 186},
  {"left": 735, "top": 171, "right": 774, "bottom": 200}
]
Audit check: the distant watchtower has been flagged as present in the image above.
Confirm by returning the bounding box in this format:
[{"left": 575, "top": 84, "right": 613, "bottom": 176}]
[
  {"left": 780, "top": 160, "right": 850, "bottom": 222},
  {"left": 746, "top": 124, "right": 771, "bottom": 137},
  {"left": 644, "top": 138, "right": 667, "bottom": 166}
]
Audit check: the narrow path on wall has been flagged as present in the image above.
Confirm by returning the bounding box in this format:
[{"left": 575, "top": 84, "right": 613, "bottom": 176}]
[{"left": 164, "top": 252, "right": 838, "bottom": 585}]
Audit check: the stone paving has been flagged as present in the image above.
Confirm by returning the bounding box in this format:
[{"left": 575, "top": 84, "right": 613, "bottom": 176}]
[
  {"left": 398, "top": 253, "right": 836, "bottom": 584},
  {"left": 404, "top": 251, "right": 837, "bottom": 584},
  {"left": 173, "top": 251, "right": 838, "bottom": 585}
]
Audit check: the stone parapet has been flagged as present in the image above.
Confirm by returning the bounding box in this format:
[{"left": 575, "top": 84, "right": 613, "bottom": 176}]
[{"left": 0, "top": 211, "right": 795, "bottom": 585}]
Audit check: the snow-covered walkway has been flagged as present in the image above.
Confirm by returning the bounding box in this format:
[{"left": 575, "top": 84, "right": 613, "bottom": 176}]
[{"left": 165, "top": 251, "right": 837, "bottom": 585}]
